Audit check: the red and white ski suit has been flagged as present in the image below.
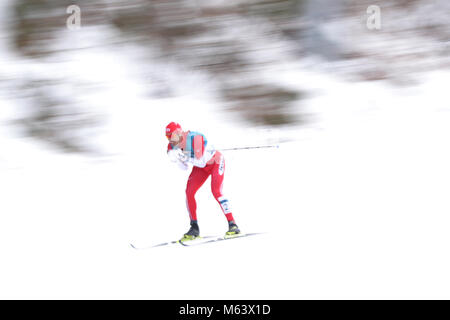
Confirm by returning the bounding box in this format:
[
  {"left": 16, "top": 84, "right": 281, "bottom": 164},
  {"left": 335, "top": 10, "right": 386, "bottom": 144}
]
[{"left": 167, "top": 131, "right": 234, "bottom": 222}]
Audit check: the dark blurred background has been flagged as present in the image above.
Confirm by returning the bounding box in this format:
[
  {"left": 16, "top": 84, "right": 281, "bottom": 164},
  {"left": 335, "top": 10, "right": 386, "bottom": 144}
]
[{"left": 0, "top": 0, "right": 448, "bottom": 153}]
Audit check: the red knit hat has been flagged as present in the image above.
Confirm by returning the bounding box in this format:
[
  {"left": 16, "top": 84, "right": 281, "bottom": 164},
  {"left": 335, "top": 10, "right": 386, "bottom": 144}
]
[{"left": 165, "top": 122, "right": 182, "bottom": 138}]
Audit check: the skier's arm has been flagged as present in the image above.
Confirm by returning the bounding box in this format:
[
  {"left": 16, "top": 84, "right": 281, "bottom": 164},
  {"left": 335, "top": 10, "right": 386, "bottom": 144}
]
[
  {"left": 175, "top": 157, "right": 189, "bottom": 170},
  {"left": 167, "top": 143, "right": 189, "bottom": 170}
]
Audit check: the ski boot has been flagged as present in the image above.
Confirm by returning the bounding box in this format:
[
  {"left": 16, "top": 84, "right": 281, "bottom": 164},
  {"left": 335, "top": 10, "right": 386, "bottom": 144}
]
[
  {"left": 180, "top": 220, "right": 200, "bottom": 242},
  {"left": 226, "top": 220, "right": 241, "bottom": 237}
]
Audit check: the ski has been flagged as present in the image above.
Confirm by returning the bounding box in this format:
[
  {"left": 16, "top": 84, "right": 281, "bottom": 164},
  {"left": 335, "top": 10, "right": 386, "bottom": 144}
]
[
  {"left": 178, "top": 232, "right": 265, "bottom": 247},
  {"left": 129, "top": 240, "right": 178, "bottom": 250},
  {"left": 130, "top": 233, "right": 265, "bottom": 250},
  {"left": 129, "top": 236, "right": 217, "bottom": 250}
]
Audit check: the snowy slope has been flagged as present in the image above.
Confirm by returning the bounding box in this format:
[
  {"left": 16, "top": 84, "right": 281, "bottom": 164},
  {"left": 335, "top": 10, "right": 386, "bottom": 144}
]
[{"left": 1, "top": 70, "right": 450, "bottom": 299}]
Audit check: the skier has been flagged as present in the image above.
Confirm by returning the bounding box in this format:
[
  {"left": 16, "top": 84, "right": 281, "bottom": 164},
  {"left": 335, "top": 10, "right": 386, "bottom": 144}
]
[{"left": 165, "top": 122, "right": 240, "bottom": 241}]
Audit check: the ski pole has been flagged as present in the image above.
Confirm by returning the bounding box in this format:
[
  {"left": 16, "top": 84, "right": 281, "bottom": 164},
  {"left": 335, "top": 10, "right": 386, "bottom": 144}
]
[{"left": 219, "top": 144, "right": 279, "bottom": 151}]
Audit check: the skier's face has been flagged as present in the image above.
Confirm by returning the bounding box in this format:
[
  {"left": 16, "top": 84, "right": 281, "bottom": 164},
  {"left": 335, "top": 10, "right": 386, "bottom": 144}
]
[{"left": 168, "top": 129, "right": 183, "bottom": 145}]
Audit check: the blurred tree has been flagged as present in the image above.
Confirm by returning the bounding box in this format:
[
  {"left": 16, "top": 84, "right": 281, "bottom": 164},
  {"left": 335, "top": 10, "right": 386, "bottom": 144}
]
[
  {"left": 6, "top": 0, "right": 449, "bottom": 152},
  {"left": 9, "top": 0, "right": 307, "bottom": 154},
  {"left": 10, "top": 0, "right": 109, "bottom": 153},
  {"left": 108, "top": 0, "right": 307, "bottom": 126},
  {"left": 14, "top": 78, "right": 103, "bottom": 153}
]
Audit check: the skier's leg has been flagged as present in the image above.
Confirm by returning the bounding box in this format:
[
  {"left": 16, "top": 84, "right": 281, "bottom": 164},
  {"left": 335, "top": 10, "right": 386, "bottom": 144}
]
[
  {"left": 210, "top": 152, "right": 235, "bottom": 223},
  {"left": 186, "top": 166, "right": 209, "bottom": 222}
]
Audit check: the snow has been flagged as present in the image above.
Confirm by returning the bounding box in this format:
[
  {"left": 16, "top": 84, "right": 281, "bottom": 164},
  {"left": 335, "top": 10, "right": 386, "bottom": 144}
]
[
  {"left": 1, "top": 0, "right": 450, "bottom": 299},
  {"left": 2, "top": 69, "right": 450, "bottom": 299}
]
